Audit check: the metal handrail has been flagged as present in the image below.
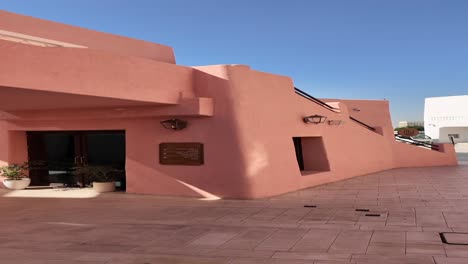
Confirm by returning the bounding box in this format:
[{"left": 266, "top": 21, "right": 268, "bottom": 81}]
[
  {"left": 349, "top": 116, "right": 376, "bottom": 131},
  {"left": 294, "top": 87, "right": 339, "bottom": 112},
  {"left": 395, "top": 136, "right": 440, "bottom": 151}
]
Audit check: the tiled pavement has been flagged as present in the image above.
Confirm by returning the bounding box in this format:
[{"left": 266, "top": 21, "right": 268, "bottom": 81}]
[{"left": 1, "top": 165, "right": 468, "bottom": 264}]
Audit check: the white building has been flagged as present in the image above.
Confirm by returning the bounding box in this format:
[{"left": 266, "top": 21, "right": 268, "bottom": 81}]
[
  {"left": 398, "top": 120, "right": 424, "bottom": 128},
  {"left": 424, "top": 95, "right": 468, "bottom": 143}
]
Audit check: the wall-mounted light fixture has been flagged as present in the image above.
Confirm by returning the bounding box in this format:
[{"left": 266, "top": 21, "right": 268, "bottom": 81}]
[
  {"left": 327, "top": 120, "right": 345, "bottom": 126},
  {"left": 352, "top": 108, "right": 361, "bottom": 112},
  {"left": 160, "top": 118, "right": 187, "bottom": 130},
  {"left": 303, "top": 114, "right": 327, "bottom": 124}
]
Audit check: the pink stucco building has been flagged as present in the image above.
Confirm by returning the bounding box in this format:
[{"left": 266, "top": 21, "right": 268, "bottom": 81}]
[{"left": 0, "top": 11, "right": 457, "bottom": 199}]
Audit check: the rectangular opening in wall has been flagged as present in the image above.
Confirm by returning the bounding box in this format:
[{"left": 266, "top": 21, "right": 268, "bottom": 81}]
[
  {"left": 292, "top": 137, "right": 330, "bottom": 174},
  {"left": 292, "top": 137, "right": 304, "bottom": 171}
]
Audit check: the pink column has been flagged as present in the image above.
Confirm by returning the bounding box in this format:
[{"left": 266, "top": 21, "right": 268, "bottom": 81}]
[
  {"left": 8, "top": 131, "right": 28, "bottom": 164},
  {"left": 0, "top": 121, "right": 9, "bottom": 166}
]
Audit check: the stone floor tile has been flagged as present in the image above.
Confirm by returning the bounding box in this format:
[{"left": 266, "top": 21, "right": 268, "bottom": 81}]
[
  {"left": 292, "top": 228, "right": 341, "bottom": 252},
  {"left": 221, "top": 228, "right": 277, "bottom": 249},
  {"left": 406, "top": 243, "right": 446, "bottom": 255},
  {"left": 314, "top": 261, "right": 357, "bottom": 264},
  {"left": 366, "top": 242, "right": 405, "bottom": 255},
  {"left": 444, "top": 244, "right": 468, "bottom": 257},
  {"left": 272, "top": 252, "right": 351, "bottom": 261},
  {"left": 107, "top": 253, "right": 231, "bottom": 264},
  {"left": 386, "top": 210, "right": 416, "bottom": 226},
  {"left": 370, "top": 231, "right": 405, "bottom": 244},
  {"left": 406, "top": 231, "right": 443, "bottom": 244},
  {"left": 189, "top": 231, "right": 240, "bottom": 247},
  {"left": 328, "top": 231, "right": 373, "bottom": 253},
  {"left": 351, "top": 254, "right": 435, "bottom": 264},
  {"left": 267, "top": 259, "right": 316, "bottom": 264},
  {"left": 198, "top": 248, "right": 275, "bottom": 258},
  {"left": 415, "top": 211, "right": 448, "bottom": 227},
  {"left": 433, "top": 256, "right": 468, "bottom": 264},
  {"left": 255, "top": 228, "right": 306, "bottom": 251},
  {"left": 229, "top": 258, "right": 270, "bottom": 264}
]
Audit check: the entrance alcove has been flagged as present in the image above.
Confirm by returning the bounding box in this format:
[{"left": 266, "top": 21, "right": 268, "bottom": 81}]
[{"left": 26, "top": 130, "right": 126, "bottom": 190}]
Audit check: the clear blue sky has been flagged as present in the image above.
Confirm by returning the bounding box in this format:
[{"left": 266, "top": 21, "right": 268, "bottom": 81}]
[{"left": 1, "top": 0, "right": 467, "bottom": 127}]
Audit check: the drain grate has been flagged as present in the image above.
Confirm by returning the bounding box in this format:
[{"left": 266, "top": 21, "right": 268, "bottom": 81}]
[
  {"left": 365, "top": 213, "right": 381, "bottom": 217},
  {"left": 304, "top": 205, "right": 317, "bottom": 208},
  {"left": 440, "top": 232, "right": 468, "bottom": 245},
  {"left": 355, "top": 208, "right": 370, "bottom": 212}
]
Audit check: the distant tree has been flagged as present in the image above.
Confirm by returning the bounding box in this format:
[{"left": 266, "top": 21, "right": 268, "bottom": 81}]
[{"left": 394, "top": 126, "right": 424, "bottom": 132}]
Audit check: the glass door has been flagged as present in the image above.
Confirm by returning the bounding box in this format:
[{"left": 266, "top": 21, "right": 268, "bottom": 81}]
[{"left": 27, "top": 130, "right": 126, "bottom": 189}]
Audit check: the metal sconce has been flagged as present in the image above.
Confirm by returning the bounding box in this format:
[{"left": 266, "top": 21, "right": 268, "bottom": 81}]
[
  {"left": 303, "top": 114, "right": 327, "bottom": 124},
  {"left": 328, "top": 120, "right": 345, "bottom": 126},
  {"left": 160, "top": 118, "right": 187, "bottom": 130}
]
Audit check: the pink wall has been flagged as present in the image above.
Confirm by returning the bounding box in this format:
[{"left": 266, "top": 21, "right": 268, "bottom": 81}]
[
  {"left": 0, "top": 64, "right": 458, "bottom": 198},
  {"left": 0, "top": 12, "right": 458, "bottom": 198},
  {"left": 0, "top": 41, "right": 193, "bottom": 105},
  {"left": 214, "top": 66, "right": 399, "bottom": 197},
  {"left": 393, "top": 142, "right": 457, "bottom": 167},
  {"left": 0, "top": 10, "right": 175, "bottom": 63}
]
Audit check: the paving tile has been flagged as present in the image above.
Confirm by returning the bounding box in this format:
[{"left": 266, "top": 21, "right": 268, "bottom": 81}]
[
  {"left": 328, "top": 231, "right": 373, "bottom": 253},
  {"left": 108, "top": 253, "right": 231, "bottom": 264},
  {"left": 292, "top": 228, "right": 341, "bottom": 252},
  {"left": 406, "top": 231, "right": 443, "bottom": 244},
  {"left": 314, "top": 261, "right": 357, "bottom": 264},
  {"left": 386, "top": 210, "right": 416, "bottom": 226},
  {"left": 370, "top": 231, "right": 405, "bottom": 244},
  {"left": 230, "top": 258, "right": 270, "bottom": 264},
  {"left": 444, "top": 244, "right": 468, "bottom": 257},
  {"left": 198, "top": 248, "right": 275, "bottom": 258},
  {"left": 272, "top": 252, "right": 351, "bottom": 261},
  {"left": 415, "top": 211, "right": 448, "bottom": 227},
  {"left": 189, "top": 231, "right": 240, "bottom": 247},
  {"left": 352, "top": 254, "right": 435, "bottom": 264},
  {"left": 221, "top": 228, "right": 276, "bottom": 249},
  {"left": 433, "top": 256, "right": 468, "bottom": 264},
  {"left": 255, "top": 228, "right": 306, "bottom": 251},
  {"left": 267, "top": 259, "right": 318, "bottom": 264},
  {"left": 366, "top": 242, "right": 405, "bottom": 255},
  {"left": 406, "top": 243, "right": 445, "bottom": 255}
]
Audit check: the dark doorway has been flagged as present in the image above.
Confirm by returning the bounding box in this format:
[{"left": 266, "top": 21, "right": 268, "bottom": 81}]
[
  {"left": 26, "top": 131, "right": 126, "bottom": 190},
  {"left": 292, "top": 137, "right": 304, "bottom": 171}
]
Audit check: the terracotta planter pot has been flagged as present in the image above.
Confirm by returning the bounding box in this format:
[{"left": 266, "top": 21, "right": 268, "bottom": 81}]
[
  {"left": 3, "top": 178, "right": 31, "bottom": 190},
  {"left": 92, "top": 182, "right": 115, "bottom": 193}
]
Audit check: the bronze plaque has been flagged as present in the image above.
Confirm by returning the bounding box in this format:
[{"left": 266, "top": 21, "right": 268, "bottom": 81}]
[{"left": 159, "top": 143, "right": 204, "bottom": 165}]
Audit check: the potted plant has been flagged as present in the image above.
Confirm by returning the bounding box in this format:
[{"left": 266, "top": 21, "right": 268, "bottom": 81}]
[
  {"left": 0, "top": 162, "right": 31, "bottom": 190},
  {"left": 72, "top": 165, "right": 117, "bottom": 193}
]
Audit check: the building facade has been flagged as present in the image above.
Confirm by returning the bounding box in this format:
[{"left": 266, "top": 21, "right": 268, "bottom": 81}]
[
  {"left": 0, "top": 11, "right": 458, "bottom": 199},
  {"left": 397, "top": 120, "right": 424, "bottom": 128},
  {"left": 425, "top": 95, "right": 468, "bottom": 143}
]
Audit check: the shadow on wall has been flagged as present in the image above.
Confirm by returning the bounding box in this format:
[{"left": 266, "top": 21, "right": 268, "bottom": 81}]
[
  {"left": 301, "top": 137, "right": 331, "bottom": 172},
  {"left": 124, "top": 67, "right": 254, "bottom": 199}
]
